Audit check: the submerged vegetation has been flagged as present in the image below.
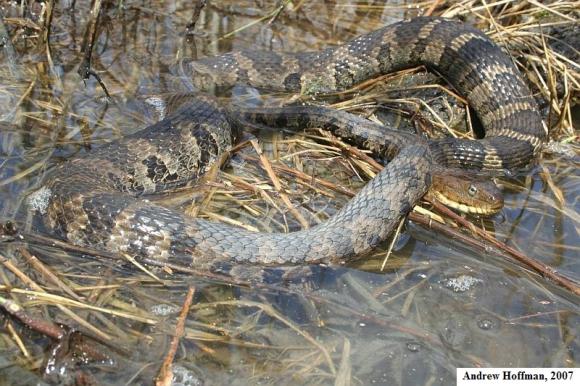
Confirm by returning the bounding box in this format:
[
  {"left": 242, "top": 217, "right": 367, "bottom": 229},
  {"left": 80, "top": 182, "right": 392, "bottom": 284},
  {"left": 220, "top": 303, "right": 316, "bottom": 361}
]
[{"left": 0, "top": 1, "right": 578, "bottom": 384}]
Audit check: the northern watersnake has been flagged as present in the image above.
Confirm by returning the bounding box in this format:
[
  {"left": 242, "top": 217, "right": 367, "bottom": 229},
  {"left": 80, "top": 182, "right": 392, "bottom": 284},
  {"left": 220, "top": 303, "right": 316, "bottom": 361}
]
[{"left": 33, "top": 17, "right": 546, "bottom": 268}]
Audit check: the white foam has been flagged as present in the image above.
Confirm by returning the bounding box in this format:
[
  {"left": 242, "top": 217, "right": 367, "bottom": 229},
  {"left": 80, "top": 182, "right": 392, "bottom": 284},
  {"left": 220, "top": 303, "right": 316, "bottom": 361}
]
[
  {"left": 27, "top": 186, "right": 52, "bottom": 214},
  {"left": 443, "top": 275, "right": 482, "bottom": 292},
  {"left": 149, "top": 304, "right": 179, "bottom": 316},
  {"left": 144, "top": 96, "right": 167, "bottom": 120}
]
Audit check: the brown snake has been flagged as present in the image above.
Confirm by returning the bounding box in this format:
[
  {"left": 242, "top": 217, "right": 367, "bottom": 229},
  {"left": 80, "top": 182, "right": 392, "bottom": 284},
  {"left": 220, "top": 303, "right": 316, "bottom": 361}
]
[{"left": 32, "top": 17, "right": 545, "bottom": 268}]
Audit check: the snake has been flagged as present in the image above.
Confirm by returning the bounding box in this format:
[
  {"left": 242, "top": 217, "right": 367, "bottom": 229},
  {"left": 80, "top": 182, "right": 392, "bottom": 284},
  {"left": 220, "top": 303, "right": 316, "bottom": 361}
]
[{"left": 32, "top": 17, "right": 545, "bottom": 268}]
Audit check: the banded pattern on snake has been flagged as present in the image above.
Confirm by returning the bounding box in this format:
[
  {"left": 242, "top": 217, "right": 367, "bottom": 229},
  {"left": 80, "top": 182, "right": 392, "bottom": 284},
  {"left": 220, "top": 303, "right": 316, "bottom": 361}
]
[{"left": 35, "top": 17, "right": 545, "bottom": 268}]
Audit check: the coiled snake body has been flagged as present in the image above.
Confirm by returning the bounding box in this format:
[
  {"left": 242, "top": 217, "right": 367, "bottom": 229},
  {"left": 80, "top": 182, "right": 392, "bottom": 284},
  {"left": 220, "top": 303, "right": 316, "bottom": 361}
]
[{"left": 37, "top": 17, "right": 545, "bottom": 268}]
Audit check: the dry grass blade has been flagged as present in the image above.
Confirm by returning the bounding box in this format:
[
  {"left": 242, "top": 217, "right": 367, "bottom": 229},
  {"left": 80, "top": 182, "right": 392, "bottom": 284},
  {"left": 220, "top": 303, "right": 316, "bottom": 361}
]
[
  {"left": 1, "top": 253, "right": 113, "bottom": 340},
  {"left": 5, "top": 320, "right": 30, "bottom": 358},
  {"left": 250, "top": 139, "right": 310, "bottom": 229},
  {"left": 18, "top": 247, "right": 81, "bottom": 300},
  {"left": 334, "top": 338, "right": 352, "bottom": 386},
  {"left": 5, "top": 287, "right": 157, "bottom": 324},
  {"left": 121, "top": 252, "right": 165, "bottom": 283}
]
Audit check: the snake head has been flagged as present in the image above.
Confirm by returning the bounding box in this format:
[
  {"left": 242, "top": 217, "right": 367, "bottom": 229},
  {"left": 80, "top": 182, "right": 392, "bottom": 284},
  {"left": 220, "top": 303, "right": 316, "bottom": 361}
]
[{"left": 429, "top": 171, "right": 504, "bottom": 216}]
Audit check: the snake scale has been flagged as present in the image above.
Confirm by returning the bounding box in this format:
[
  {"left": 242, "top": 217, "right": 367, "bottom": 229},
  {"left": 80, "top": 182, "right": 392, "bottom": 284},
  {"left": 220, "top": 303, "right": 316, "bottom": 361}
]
[{"left": 36, "top": 17, "right": 545, "bottom": 268}]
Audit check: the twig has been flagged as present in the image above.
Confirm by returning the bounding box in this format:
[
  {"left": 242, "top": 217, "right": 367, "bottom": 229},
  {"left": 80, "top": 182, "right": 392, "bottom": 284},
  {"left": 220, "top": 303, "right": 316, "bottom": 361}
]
[
  {"left": 78, "top": 0, "right": 111, "bottom": 99},
  {"left": 156, "top": 286, "right": 196, "bottom": 386},
  {"left": 185, "top": 0, "right": 207, "bottom": 35},
  {"left": 408, "top": 211, "right": 503, "bottom": 255},
  {"left": 425, "top": 198, "right": 580, "bottom": 296},
  {"left": 0, "top": 252, "right": 113, "bottom": 340},
  {"left": 0, "top": 295, "right": 64, "bottom": 339},
  {"left": 0, "top": 296, "right": 123, "bottom": 372}
]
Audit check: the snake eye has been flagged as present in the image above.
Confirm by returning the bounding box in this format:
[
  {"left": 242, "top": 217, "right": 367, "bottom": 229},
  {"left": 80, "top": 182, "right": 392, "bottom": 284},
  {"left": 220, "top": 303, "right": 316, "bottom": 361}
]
[{"left": 468, "top": 185, "right": 478, "bottom": 197}]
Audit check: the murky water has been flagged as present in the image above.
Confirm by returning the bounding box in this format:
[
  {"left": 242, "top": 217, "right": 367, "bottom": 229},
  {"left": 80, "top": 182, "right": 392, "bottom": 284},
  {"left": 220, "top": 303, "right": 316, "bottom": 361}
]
[{"left": 0, "top": 1, "right": 578, "bottom": 385}]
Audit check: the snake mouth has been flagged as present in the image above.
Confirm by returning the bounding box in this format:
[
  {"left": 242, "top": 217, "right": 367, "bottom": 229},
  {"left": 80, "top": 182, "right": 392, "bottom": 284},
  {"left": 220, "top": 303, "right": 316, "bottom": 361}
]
[
  {"left": 429, "top": 170, "right": 504, "bottom": 216},
  {"left": 430, "top": 190, "right": 502, "bottom": 216}
]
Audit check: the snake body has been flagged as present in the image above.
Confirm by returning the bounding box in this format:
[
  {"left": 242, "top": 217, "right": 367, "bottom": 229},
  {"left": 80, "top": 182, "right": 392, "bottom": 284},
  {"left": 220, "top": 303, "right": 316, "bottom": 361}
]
[{"left": 37, "top": 17, "right": 545, "bottom": 268}]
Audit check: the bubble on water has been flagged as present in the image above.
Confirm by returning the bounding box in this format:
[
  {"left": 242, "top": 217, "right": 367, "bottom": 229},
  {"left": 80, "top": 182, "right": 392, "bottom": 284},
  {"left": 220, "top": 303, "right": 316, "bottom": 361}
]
[
  {"left": 171, "top": 365, "right": 203, "bottom": 386},
  {"left": 406, "top": 342, "right": 421, "bottom": 352},
  {"left": 477, "top": 318, "right": 496, "bottom": 331},
  {"left": 149, "top": 304, "right": 180, "bottom": 316},
  {"left": 27, "top": 186, "right": 52, "bottom": 214},
  {"left": 144, "top": 96, "right": 167, "bottom": 120},
  {"left": 443, "top": 275, "right": 482, "bottom": 292},
  {"left": 544, "top": 141, "right": 576, "bottom": 158}
]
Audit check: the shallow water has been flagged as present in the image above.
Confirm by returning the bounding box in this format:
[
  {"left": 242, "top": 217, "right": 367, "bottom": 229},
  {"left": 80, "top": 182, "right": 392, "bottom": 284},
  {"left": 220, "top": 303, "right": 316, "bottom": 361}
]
[{"left": 0, "top": 1, "right": 578, "bottom": 385}]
